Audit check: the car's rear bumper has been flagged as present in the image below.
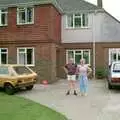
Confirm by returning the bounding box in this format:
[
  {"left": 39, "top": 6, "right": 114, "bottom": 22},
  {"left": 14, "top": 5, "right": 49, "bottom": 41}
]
[
  {"left": 109, "top": 81, "right": 120, "bottom": 86},
  {"left": 15, "top": 81, "right": 36, "bottom": 88}
]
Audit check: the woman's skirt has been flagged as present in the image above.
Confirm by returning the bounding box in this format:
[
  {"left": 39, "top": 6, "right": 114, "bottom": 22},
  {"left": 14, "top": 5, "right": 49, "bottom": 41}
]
[{"left": 79, "top": 75, "right": 88, "bottom": 93}]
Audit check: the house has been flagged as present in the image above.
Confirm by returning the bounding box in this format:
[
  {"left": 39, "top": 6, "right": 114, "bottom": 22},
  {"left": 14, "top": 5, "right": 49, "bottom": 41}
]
[
  {"left": 0, "top": 0, "right": 120, "bottom": 83},
  {"left": 60, "top": 0, "right": 120, "bottom": 78},
  {"left": 0, "top": 0, "right": 62, "bottom": 83}
]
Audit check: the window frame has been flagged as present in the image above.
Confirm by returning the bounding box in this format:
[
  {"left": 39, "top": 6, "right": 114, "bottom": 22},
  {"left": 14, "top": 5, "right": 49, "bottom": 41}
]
[
  {"left": 17, "top": 7, "right": 34, "bottom": 25},
  {"left": 0, "top": 48, "right": 8, "bottom": 64},
  {"left": 66, "top": 49, "right": 91, "bottom": 65},
  {"left": 0, "top": 9, "right": 8, "bottom": 26},
  {"left": 109, "top": 48, "right": 120, "bottom": 65},
  {"left": 17, "top": 47, "right": 35, "bottom": 66},
  {"left": 66, "top": 13, "right": 89, "bottom": 29}
]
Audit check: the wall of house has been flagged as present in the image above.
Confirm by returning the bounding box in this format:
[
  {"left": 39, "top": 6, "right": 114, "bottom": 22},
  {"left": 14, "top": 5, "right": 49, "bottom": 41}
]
[
  {"left": 0, "top": 4, "right": 61, "bottom": 44},
  {"left": 0, "top": 4, "right": 62, "bottom": 83},
  {"left": 61, "top": 14, "right": 93, "bottom": 43},
  {"left": 0, "top": 42, "right": 58, "bottom": 83},
  {"left": 61, "top": 11, "right": 120, "bottom": 43},
  {"left": 92, "top": 11, "right": 120, "bottom": 42},
  {"left": 100, "top": 12, "right": 120, "bottom": 42}
]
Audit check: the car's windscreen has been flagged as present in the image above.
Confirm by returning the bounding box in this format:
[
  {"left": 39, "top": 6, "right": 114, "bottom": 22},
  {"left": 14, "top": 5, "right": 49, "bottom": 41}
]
[
  {"left": 13, "top": 66, "right": 32, "bottom": 75},
  {"left": 113, "top": 63, "right": 120, "bottom": 72}
]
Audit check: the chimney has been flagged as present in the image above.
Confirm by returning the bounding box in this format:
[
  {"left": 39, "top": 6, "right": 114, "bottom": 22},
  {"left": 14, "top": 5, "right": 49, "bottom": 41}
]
[{"left": 97, "top": 0, "right": 103, "bottom": 8}]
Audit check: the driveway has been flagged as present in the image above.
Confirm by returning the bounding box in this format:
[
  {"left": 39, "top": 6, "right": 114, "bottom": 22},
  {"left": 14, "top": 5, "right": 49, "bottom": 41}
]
[{"left": 18, "top": 79, "right": 120, "bottom": 120}]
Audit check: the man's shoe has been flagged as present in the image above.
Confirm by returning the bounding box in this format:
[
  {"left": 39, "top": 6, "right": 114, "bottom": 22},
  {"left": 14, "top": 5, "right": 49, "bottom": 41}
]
[
  {"left": 66, "top": 90, "right": 70, "bottom": 95},
  {"left": 74, "top": 90, "right": 77, "bottom": 96}
]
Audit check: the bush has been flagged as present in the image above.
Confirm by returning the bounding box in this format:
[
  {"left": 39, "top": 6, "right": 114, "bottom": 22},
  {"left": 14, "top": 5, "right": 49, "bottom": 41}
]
[{"left": 95, "top": 67, "right": 107, "bottom": 79}]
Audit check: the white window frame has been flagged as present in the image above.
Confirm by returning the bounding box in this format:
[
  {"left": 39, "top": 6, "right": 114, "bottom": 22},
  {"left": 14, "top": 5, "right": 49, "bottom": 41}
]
[
  {"left": 17, "top": 47, "right": 35, "bottom": 66},
  {"left": 66, "top": 49, "right": 91, "bottom": 65},
  {"left": 109, "top": 48, "right": 120, "bottom": 65},
  {"left": 66, "top": 13, "right": 88, "bottom": 29},
  {"left": 0, "top": 9, "right": 8, "bottom": 26},
  {"left": 0, "top": 48, "right": 8, "bottom": 64},
  {"left": 17, "top": 7, "right": 34, "bottom": 25}
]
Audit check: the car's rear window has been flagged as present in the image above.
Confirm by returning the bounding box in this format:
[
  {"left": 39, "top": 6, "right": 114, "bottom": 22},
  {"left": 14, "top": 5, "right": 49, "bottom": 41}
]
[
  {"left": 13, "top": 66, "right": 32, "bottom": 75},
  {"left": 113, "top": 63, "right": 120, "bottom": 72}
]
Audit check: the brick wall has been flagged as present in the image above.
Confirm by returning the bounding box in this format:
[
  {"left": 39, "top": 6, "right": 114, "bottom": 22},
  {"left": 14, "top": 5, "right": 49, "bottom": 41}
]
[{"left": 0, "top": 4, "right": 61, "bottom": 44}]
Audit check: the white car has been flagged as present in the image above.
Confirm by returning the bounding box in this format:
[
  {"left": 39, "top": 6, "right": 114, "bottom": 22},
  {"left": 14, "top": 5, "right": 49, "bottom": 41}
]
[{"left": 107, "top": 61, "right": 120, "bottom": 89}]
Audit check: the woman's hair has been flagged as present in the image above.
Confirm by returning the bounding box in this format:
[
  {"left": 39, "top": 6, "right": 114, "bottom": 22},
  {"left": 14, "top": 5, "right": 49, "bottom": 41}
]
[{"left": 80, "top": 58, "right": 86, "bottom": 63}]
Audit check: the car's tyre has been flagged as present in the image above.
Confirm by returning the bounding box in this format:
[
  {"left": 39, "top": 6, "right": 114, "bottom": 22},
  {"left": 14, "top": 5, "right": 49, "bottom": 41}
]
[
  {"left": 108, "top": 82, "right": 112, "bottom": 89},
  {"left": 26, "top": 85, "right": 34, "bottom": 90},
  {"left": 4, "top": 83, "right": 15, "bottom": 95}
]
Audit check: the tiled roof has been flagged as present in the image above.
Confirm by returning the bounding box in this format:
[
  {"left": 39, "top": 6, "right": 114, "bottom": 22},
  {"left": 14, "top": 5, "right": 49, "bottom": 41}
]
[
  {"left": 56, "top": 0, "right": 102, "bottom": 13},
  {"left": 0, "top": 0, "right": 103, "bottom": 13},
  {"left": 0, "top": 0, "right": 52, "bottom": 6}
]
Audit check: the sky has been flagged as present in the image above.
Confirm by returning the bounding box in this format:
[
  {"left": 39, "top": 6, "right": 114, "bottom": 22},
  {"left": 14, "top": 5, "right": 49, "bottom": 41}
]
[{"left": 86, "top": 0, "right": 120, "bottom": 21}]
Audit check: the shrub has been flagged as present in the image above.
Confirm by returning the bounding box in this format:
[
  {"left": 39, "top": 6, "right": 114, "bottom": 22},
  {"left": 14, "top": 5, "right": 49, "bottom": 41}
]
[{"left": 95, "top": 67, "right": 107, "bottom": 79}]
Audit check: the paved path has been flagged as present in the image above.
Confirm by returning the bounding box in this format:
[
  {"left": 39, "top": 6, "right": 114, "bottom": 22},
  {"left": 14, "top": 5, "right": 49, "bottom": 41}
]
[{"left": 18, "top": 80, "right": 120, "bottom": 120}]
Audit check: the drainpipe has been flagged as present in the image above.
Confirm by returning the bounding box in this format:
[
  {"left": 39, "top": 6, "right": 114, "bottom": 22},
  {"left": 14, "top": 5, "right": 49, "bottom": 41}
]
[{"left": 92, "top": 10, "right": 97, "bottom": 79}]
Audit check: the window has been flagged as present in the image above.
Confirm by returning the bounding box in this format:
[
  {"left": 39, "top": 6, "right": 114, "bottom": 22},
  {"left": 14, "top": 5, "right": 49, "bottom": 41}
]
[
  {"left": 0, "top": 66, "right": 9, "bottom": 75},
  {"left": 17, "top": 48, "right": 35, "bottom": 66},
  {"left": 0, "top": 48, "right": 8, "bottom": 64},
  {"left": 113, "top": 63, "right": 120, "bottom": 72},
  {"left": 17, "top": 7, "right": 34, "bottom": 24},
  {"left": 109, "top": 48, "right": 120, "bottom": 65},
  {"left": 66, "top": 50, "right": 91, "bottom": 65},
  {"left": 66, "top": 14, "right": 88, "bottom": 28},
  {"left": 13, "top": 66, "right": 32, "bottom": 75},
  {"left": 0, "top": 9, "right": 8, "bottom": 26}
]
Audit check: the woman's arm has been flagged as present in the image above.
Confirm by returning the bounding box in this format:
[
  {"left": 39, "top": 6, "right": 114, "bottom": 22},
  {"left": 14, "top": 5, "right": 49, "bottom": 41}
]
[{"left": 87, "top": 67, "right": 92, "bottom": 77}]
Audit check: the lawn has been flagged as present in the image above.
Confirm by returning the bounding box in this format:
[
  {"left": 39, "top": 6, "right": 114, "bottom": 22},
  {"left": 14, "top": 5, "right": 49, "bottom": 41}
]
[{"left": 0, "top": 93, "right": 67, "bottom": 120}]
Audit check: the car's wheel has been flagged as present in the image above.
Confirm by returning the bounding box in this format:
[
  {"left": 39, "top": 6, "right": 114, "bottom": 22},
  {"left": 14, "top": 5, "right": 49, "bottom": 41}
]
[
  {"left": 26, "top": 85, "right": 34, "bottom": 90},
  {"left": 4, "top": 83, "right": 15, "bottom": 95},
  {"left": 108, "top": 82, "right": 112, "bottom": 89}
]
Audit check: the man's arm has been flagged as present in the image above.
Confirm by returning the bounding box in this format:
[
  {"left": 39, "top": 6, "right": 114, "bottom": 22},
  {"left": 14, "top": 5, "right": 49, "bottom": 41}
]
[{"left": 62, "top": 65, "right": 68, "bottom": 74}]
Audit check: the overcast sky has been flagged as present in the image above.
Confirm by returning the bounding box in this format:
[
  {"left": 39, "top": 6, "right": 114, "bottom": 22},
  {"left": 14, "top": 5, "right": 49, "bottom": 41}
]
[{"left": 86, "top": 0, "right": 120, "bottom": 21}]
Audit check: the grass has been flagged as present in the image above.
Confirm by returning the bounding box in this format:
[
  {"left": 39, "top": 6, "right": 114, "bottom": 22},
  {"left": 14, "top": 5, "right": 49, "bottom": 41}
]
[{"left": 0, "top": 93, "right": 67, "bottom": 120}]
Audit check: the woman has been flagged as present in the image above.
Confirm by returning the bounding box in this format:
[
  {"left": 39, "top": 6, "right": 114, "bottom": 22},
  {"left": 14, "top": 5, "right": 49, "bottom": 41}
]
[{"left": 77, "top": 59, "right": 92, "bottom": 96}]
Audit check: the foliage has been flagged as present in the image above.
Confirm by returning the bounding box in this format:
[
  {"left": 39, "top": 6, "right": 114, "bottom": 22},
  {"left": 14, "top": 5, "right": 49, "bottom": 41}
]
[{"left": 95, "top": 67, "right": 107, "bottom": 79}]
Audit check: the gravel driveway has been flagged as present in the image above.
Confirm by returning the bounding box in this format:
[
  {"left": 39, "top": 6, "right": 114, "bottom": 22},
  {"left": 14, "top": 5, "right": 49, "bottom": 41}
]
[{"left": 18, "top": 79, "right": 120, "bottom": 120}]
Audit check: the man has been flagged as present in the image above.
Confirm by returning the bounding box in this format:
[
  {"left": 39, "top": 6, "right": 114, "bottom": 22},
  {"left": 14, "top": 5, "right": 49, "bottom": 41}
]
[{"left": 63, "top": 58, "right": 77, "bottom": 95}]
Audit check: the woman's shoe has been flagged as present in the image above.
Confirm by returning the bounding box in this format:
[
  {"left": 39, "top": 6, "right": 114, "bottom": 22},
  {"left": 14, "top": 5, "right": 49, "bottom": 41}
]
[{"left": 84, "top": 93, "right": 88, "bottom": 96}]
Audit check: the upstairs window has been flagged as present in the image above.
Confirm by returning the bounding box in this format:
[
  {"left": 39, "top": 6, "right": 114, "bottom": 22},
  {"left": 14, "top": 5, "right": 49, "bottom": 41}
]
[
  {"left": 0, "top": 9, "right": 8, "bottom": 26},
  {"left": 17, "top": 7, "right": 34, "bottom": 25},
  {"left": 66, "top": 13, "right": 88, "bottom": 28}
]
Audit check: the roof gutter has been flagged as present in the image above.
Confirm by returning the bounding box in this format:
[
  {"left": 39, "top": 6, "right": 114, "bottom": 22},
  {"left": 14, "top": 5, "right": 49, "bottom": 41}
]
[
  {"left": 0, "top": 1, "right": 53, "bottom": 8},
  {"left": 63, "top": 8, "right": 104, "bottom": 14}
]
